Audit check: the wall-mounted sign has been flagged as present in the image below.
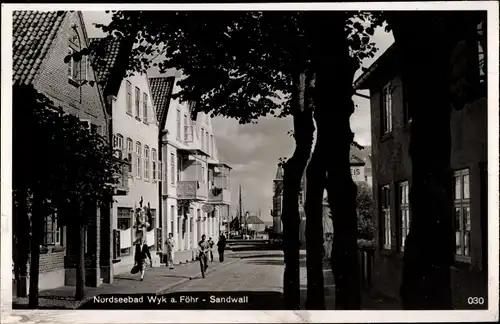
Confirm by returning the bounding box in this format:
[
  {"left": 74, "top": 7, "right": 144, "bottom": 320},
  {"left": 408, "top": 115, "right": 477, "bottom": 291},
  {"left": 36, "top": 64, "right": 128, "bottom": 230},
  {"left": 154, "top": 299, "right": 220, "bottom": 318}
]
[
  {"left": 202, "top": 204, "right": 215, "bottom": 213},
  {"left": 351, "top": 166, "right": 365, "bottom": 182}
]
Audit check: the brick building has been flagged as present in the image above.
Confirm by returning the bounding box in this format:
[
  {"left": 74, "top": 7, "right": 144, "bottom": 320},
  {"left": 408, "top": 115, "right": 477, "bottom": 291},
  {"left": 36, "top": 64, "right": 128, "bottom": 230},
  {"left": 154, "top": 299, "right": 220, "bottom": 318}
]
[
  {"left": 12, "top": 11, "right": 110, "bottom": 293},
  {"left": 353, "top": 19, "right": 487, "bottom": 307}
]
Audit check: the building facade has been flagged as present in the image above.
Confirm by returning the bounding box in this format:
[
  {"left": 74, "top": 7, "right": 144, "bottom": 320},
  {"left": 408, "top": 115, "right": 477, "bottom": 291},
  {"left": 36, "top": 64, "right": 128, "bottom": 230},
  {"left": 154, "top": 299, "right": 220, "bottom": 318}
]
[
  {"left": 272, "top": 147, "right": 371, "bottom": 245},
  {"left": 151, "top": 74, "right": 231, "bottom": 263},
  {"left": 12, "top": 11, "right": 110, "bottom": 293},
  {"left": 108, "top": 71, "right": 161, "bottom": 274},
  {"left": 353, "top": 18, "right": 487, "bottom": 307}
]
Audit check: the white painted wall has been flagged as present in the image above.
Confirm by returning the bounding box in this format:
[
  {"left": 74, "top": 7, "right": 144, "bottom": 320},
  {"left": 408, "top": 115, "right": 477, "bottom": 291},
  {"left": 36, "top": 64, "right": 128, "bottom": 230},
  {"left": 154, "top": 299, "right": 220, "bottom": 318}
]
[
  {"left": 160, "top": 75, "right": 226, "bottom": 255},
  {"left": 111, "top": 72, "right": 159, "bottom": 271}
]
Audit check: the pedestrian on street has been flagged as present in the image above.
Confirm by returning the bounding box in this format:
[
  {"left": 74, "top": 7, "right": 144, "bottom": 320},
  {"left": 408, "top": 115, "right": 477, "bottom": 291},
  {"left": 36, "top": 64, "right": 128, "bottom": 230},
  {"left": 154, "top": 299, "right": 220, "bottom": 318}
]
[
  {"left": 217, "top": 234, "right": 227, "bottom": 262},
  {"left": 133, "top": 241, "right": 151, "bottom": 281},
  {"left": 165, "top": 233, "right": 175, "bottom": 269},
  {"left": 208, "top": 237, "right": 214, "bottom": 262},
  {"left": 198, "top": 234, "right": 210, "bottom": 273}
]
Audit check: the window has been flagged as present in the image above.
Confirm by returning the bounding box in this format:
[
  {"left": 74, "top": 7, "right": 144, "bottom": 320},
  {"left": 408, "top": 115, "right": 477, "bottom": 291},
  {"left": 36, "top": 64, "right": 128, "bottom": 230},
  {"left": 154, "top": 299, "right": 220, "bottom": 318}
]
[
  {"left": 454, "top": 169, "right": 471, "bottom": 259},
  {"left": 158, "top": 159, "right": 163, "bottom": 182},
  {"left": 170, "top": 153, "right": 175, "bottom": 185},
  {"left": 382, "top": 82, "right": 393, "bottom": 134},
  {"left": 201, "top": 127, "right": 205, "bottom": 151},
  {"left": 170, "top": 205, "right": 175, "bottom": 234},
  {"left": 117, "top": 207, "right": 132, "bottom": 256},
  {"left": 210, "top": 135, "right": 214, "bottom": 157},
  {"left": 477, "top": 21, "right": 486, "bottom": 84},
  {"left": 113, "top": 134, "right": 124, "bottom": 158},
  {"left": 135, "top": 86, "right": 141, "bottom": 118},
  {"left": 67, "top": 48, "right": 76, "bottom": 80},
  {"left": 402, "top": 84, "right": 412, "bottom": 125},
  {"left": 126, "top": 138, "right": 133, "bottom": 174},
  {"left": 43, "top": 213, "right": 60, "bottom": 246},
  {"left": 126, "top": 81, "right": 132, "bottom": 115},
  {"left": 136, "top": 142, "right": 142, "bottom": 179},
  {"left": 177, "top": 155, "right": 182, "bottom": 182},
  {"left": 176, "top": 109, "right": 181, "bottom": 141},
  {"left": 143, "top": 92, "right": 148, "bottom": 123},
  {"left": 152, "top": 149, "right": 157, "bottom": 182},
  {"left": 201, "top": 165, "right": 205, "bottom": 183},
  {"left": 206, "top": 131, "right": 209, "bottom": 153},
  {"left": 399, "top": 181, "right": 410, "bottom": 251},
  {"left": 144, "top": 146, "right": 150, "bottom": 181},
  {"left": 381, "top": 184, "right": 391, "bottom": 249},
  {"left": 184, "top": 114, "right": 188, "bottom": 142}
]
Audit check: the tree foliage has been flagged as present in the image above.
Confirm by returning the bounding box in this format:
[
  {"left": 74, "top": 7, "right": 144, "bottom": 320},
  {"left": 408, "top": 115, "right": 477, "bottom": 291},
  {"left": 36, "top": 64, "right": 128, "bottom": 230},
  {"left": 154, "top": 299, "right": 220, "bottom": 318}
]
[
  {"left": 12, "top": 84, "right": 123, "bottom": 305},
  {"left": 355, "top": 182, "right": 375, "bottom": 241}
]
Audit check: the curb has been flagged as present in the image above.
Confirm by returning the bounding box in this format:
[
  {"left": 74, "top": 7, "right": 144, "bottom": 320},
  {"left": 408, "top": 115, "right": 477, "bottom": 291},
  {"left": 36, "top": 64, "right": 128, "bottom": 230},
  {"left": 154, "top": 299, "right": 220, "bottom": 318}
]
[{"left": 155, "top": 258, "right": 239, "bottom": 295}]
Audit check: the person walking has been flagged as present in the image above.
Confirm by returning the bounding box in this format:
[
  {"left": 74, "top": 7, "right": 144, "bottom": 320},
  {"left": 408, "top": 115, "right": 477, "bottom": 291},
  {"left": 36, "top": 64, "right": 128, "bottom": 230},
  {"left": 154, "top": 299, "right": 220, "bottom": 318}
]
[
  {"left": 198, "top": 234, "right": 210, "bottom": 277},
  {"left": 133, "top": 241, "right": 152, "bottom": 281},
  {"left": 208, "top": 237, "right": 215, "bottom": 262},
  {"left": 217, "top": 234, "right": 227, "bottom": 262},
  {"left": 165, "top": 233, "right": 175, "bottom": 269}
]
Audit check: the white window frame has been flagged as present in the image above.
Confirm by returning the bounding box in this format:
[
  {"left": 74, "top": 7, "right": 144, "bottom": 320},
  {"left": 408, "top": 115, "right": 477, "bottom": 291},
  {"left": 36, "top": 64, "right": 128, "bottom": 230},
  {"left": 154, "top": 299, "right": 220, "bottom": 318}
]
[
  {"left": 399, "top": 181, "right": 410, "bottom": 251},
  {"left": 454, "top": 169, "right": 471, "bottom": 262},
  {"left": 126, "top": 138, "right": 133, "bottom": 176},
  {"left": 176, "top": 109, "right": 181, "bottom": 141},
  {"left": 126, "top": 81, "right": 133, "bottom": 115},
  {"left": 381, "top": 184, "right": 392, "bottom": 250},
  {"left": 382, "top": 82, "right": 393, "bottom": 134},
  {"left": 143, "top": 92, "right": 149, "bottom": 123},
  {"left": 201, "top": 127, "right": 205, "bottom": 151},
  {"left": 113, "top": 134, "right": 124, "bottom": 159},
  {"left": 477, "top": 21, "right": 485, "bottom": 84},
  {"left": 170, "top": 153, "right": 175, "bottom": 185},
  {"left": 183, "top": 114, "right": 189, "bottom": 142},
  {"left": 144, "top": 145, "right": 150, "bottom": 181},
  {"left": 43, "top": 212, "right": 60, "bottom": 246},
  {"left": 152, "top": 149, "right": 157, "bottom": 182},
  {"left": 201, "top": 165, "right": 206, "bottom": 184},
  {"left": 136, "top": 142, "right": 142, "bottom": 179}
]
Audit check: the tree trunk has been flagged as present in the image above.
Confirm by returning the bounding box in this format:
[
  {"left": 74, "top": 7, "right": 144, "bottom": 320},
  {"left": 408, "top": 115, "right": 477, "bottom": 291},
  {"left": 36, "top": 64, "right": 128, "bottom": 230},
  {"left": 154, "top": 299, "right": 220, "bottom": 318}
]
[
  {"left": 304, "top": 75, "right": 327, "bottom": 310},
  {"left": 28, "top": 194, "right": 44, "bottom": 308},
  {"left": 310, "top": 12, "right": 361, "bottom": 309},
  {"left": 388, "top": 12, "right": 466, "bottom": 310},
  {"left": 75, "top": 204, "right": 86, "bottom": 301},
  {"left": 282, "top": 72, "right": 315, "bottom": 310}
]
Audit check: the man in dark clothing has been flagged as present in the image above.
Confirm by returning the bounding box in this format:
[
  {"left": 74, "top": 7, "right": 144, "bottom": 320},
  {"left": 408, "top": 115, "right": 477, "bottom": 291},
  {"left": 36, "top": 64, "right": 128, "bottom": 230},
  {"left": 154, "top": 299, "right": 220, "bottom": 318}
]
[{"left": 217, "top": 234, "right": 227, "bottom": 262}]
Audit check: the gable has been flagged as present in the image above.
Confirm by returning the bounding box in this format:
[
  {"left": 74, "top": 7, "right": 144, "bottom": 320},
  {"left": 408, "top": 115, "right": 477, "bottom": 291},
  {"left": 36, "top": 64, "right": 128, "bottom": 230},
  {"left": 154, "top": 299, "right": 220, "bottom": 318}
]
[
  {"left": 13, "top": 11, "right": 68, "bottom": 85},
  {"left": 18, "top": 11, "right": 109, "bottom": 133},
  {"left": 148, "top": 76, "right": 175, "bottom": 130}
]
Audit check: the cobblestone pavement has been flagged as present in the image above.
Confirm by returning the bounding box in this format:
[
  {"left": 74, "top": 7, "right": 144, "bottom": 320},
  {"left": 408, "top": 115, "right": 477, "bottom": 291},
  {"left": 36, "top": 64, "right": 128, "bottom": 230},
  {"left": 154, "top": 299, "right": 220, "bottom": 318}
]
[{"left": 170, "top": 249, "right": 336, "bottom": 310}]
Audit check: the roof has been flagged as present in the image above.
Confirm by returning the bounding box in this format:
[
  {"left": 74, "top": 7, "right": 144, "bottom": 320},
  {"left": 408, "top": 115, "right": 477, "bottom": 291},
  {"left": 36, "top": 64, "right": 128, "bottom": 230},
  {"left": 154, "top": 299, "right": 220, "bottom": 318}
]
[
  {"left": 148, "top": 76, "right": 175, "bottom": 130},
  {"left": 13, "top": 11, "right": 68, "bottom": 85},
  {"left": 246, "top": 215, "right": 264, "bottom": 225},
  {"left": 353, "top": 42, "right": 397, "bottom": 90},
  {"left": 89, "top": 37, "right": 121, "bottom": 89}
]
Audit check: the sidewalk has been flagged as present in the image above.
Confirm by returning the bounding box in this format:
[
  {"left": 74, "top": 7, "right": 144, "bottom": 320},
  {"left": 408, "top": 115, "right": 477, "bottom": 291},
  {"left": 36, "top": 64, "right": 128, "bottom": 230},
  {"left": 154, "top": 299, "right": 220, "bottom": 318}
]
[{"left": 12, "top": 250, "right": 237, "bottom": 309}]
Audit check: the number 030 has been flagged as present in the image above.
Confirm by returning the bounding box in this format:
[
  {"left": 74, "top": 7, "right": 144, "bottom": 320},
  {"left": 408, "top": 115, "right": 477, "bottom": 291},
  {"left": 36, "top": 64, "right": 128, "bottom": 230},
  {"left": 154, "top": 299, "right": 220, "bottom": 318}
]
[{"left": 467, "top": 297, "right": 485, "bottom": 305}]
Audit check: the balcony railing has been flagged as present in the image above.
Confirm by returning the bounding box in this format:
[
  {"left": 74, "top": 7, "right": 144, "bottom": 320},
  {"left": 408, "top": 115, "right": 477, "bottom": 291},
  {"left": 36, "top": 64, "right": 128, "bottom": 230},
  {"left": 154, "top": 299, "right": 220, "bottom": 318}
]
[
  {"left": 177, "top": 180, "right": 208, "bottom": 200},
  {"left": 208, "top": 187, "right": 231, "bottom": 204}
]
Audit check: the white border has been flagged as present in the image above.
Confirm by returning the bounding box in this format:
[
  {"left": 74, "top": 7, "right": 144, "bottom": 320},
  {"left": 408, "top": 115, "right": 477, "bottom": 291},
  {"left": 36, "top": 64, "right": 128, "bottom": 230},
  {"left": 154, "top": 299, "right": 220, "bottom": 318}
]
[{"left": 1, "top": 2, "right": 499, "bottom": 323}]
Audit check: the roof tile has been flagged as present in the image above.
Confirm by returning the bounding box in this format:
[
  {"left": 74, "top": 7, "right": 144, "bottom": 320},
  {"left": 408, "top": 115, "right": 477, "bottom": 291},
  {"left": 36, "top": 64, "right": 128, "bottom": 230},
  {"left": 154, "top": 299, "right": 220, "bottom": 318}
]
[
  {"left": 13, "top": 11, "right": 67, "bottom": 85},
  {"left": 148, "top": 76, "right": 175, "bottom": 128},
  {"left": 89, "top": 37, "right": 122, "bottom": 89}
]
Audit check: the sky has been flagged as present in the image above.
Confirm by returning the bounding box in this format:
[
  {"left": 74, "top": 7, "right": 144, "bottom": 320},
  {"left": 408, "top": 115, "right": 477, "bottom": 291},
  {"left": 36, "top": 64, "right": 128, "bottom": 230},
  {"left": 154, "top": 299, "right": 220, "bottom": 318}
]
[{"left": 82, "top": 11, "right": 394, "bottom": 222}]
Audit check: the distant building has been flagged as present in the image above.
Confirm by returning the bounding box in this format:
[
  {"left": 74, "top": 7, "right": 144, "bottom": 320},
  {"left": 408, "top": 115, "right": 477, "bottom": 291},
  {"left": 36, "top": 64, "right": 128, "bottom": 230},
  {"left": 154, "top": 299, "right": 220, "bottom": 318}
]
[
  {"left": 272, "top": 145, "right": 369, "bottom": 246},
  {"left": 353, "top": 17, "right": 487, "bottom": 306},
  {"left": 154, "top": 73, "right": 232, "bottom": 263}
]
